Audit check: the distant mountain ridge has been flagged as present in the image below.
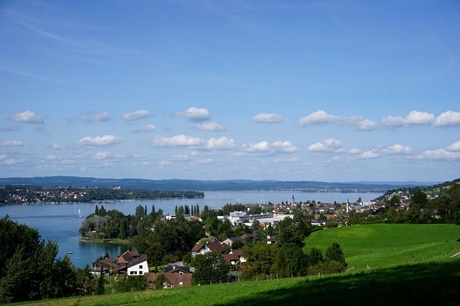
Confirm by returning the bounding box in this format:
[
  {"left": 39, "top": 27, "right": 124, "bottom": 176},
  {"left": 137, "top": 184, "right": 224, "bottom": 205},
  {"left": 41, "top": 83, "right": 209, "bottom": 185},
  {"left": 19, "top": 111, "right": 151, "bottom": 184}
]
[{"left": 0, "top": 176, "right": 438, "bottom": 192}]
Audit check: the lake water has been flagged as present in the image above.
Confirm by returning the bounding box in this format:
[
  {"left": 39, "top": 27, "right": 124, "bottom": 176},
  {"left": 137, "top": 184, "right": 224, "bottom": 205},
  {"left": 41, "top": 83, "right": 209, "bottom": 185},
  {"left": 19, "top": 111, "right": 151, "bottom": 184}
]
[{"left": 0, "top": 190, "right": 382, "bottom": 268}]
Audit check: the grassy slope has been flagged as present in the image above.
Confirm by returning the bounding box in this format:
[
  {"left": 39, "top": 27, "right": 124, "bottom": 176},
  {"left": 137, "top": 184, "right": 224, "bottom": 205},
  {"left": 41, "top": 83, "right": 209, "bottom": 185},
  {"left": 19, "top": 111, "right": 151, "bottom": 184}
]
[
  {"left": 18, "top": 224, "right": 460, "bottom": 306},
  {"left": 303, "top": 224, "right": 460, "bottom": 269}
]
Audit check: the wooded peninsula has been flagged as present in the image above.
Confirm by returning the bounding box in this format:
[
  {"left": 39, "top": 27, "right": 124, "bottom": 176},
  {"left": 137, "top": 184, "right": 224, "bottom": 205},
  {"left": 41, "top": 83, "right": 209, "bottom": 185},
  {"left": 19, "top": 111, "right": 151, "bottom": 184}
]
[{"left": 0, "top": 185, "right": 204, "bottom": 205}]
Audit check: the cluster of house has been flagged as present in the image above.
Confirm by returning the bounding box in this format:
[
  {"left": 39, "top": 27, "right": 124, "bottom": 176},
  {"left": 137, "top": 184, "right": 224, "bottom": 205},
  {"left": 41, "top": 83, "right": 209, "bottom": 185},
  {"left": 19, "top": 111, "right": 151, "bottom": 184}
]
[{"left": 91, "top": 233, "right": 253, "bottom": 289}]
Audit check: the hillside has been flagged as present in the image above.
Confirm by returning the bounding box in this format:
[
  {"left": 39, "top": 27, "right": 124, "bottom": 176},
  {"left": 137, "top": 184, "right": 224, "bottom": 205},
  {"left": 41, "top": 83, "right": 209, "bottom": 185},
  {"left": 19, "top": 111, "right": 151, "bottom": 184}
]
[
  {"left": 15, "top": 224, "right": 460, "bottom": 306},
  {"left": 303, "top": 224, "right": 460, "bottom": 269},
  {"left": 0, "top": 176, "right": 431, "bottom": 192}
]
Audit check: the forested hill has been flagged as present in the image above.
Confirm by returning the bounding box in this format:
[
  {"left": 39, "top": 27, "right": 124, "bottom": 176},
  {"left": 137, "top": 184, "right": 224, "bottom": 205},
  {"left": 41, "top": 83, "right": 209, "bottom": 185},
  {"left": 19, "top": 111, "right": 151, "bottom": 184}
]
[{"left": 0, "top": 176, "right": 435, "bottom": 192}]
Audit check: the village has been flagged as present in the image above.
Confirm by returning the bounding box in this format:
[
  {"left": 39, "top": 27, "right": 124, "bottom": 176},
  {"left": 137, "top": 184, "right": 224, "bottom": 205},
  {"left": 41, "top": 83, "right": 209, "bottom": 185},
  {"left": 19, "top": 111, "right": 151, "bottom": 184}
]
[{"left": 89, "top": 191, "right": 415, "bottom": 289}]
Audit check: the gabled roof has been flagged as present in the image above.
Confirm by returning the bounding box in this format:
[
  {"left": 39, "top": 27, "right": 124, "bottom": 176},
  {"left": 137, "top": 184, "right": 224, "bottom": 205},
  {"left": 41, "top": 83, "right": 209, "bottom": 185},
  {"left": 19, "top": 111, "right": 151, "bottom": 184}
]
[
  {"left": 117, "top": 255, "right": 148, "bottom": 272},
  {"left": 222, "top": 253, "right": 240, "bottom": 265},
  {"left": 92, "top": 257, "right": 118, "bottom": 269},
  {"left": 164, "top": 265, "right": 191, "bottom": 274},
  {"left": 230, "top": 249, "right": 245, "bottom": 257},
  {"left": 146, "top": 272, "right": 193, "bottom": 288},
  {"left": 118, "top": 250, "right": 141, "bottom": 264},
  {"left": 206, "top": 241, "right": 226, "bottom": 253},
  {"left": 191, "top": 243, "right": 205, "bottom": 252}
]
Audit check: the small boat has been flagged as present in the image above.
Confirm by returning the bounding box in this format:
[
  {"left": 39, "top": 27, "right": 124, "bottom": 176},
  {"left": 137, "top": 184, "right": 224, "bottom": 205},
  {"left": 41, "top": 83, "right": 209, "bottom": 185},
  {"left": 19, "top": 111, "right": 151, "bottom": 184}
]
[{"left": 68, "top": 251, "right": 73, "bottom": 254}]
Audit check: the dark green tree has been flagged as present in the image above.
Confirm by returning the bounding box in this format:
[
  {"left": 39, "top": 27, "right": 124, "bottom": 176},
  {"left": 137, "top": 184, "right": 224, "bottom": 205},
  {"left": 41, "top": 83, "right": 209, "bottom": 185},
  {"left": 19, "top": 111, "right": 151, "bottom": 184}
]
[
  {"left": 325, "top": 242, "right": 347, "bottom": 268},
  {"left": 193, "top": 252, "right": 229, "bottom": 285}
]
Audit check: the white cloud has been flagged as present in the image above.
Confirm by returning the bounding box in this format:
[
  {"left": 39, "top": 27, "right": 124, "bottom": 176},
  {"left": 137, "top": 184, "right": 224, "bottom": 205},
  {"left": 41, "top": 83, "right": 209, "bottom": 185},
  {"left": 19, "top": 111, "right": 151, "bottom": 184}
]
[
  {"left": 198, "top": 158, "right": 214, "bottom": 164},
  {"left": 299, "top": 110, "right": 375, "bottom": 131},
  {"left": 447, "top": 141, "right": 460, "bottom": 151},
  {"left": 129, "top": 124, "right": 156, "bottom": 133},
  {"left": 77, "top": 135, "right": 122, "bottom": 146},
  {"left": 272, "top": 141, "right": 298, "bottom": 153},
  {"left": 308, "top": 138, "right": 342, "bottom": 152},
  {"left": 348, "top": 148, "right": 362, "bottom": 155},
  {"left": 94, "top": 152, "right": 112, "bottom": 159},
  {"left": 434, "top": 111, "right": 460, "bottom": 127},
  {"left": 52, "top": 144, "right": 64, "bottom": 150},
  {"left": 160, "top": 160, "right": 171, "bottom": 166},
  {"left": 171, "top": 154, "right": 189, "bottom": 161},
  {"left": 79, "top": 111, "right": 111, "bottom": 122},
  {"left": 47, "top": 154, "right": 63, "bottom": 160},
  {"left": 196, "top": 122, "right": 225, "bottom": 131},
  {"left": 206, "top": 137, "right": 236, "bottom": 150},
  {"left": 382, "top": 110, "right": 435, "bottom": 127},
  {"left": 273, "top": 157, "right": 299, "bottom": 163},
  {"left": 122, "top": 109, "right": 152, "bottom": 121},
  {"left": 0, "top": 154, "right": 17, "bottom": 165},
  {"left": 417, "top": 149, "right": 460, "bottom": 160},
  {"left": 300, "top": 110, "right": 338, "bottom": 125},
  {"left": 9, "top": 110, "right": 44, "bottom": 124},
  {"left": 152, "top": 134, "right": 204, "bottom": 147},
  {"left": 252, "top": 113, "right": 283, "bottom": 123},
  {"left": 243, "top": 141, "right": 271, "bottom": 152},
  {"left": 176, "top": 107, "right": 211, "bottom": 121},
  {"left": 359, "top": 150, "right": 380, "bottom": 159},
  {"left": 3, "top": 140, "right": 24, "bottom": 147},
  {"left": 383, "top": 144, "right": 413, "bottom": 154}
]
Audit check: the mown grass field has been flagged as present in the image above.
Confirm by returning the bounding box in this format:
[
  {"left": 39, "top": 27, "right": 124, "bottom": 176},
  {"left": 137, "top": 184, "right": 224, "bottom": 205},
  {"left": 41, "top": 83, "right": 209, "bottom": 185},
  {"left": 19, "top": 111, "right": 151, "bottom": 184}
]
[
  {"left": 17, "top": 224, "right": 460, "bottom": 306},
  {"left": 303, "top": 223, "right": 460, "bottom": 269}
]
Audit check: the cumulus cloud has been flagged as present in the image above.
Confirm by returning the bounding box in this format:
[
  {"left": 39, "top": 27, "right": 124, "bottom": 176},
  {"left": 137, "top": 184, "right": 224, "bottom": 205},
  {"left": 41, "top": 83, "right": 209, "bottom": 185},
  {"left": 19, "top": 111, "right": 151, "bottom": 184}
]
[
  {"left": 94, "top": 152, "right": 112, "bottom": 159},
  {"left": 308, "top": 138, "right": 342, "bottom": 152},
  {"left": 9, "top": 110, "right": 44, "bottom": 124},
  {"left": 78, "top": 111, "right": 111, "bottom": 123},
  {"left": 382, "top": 110, "right": 435, "bottom": 127},
  {"left": 122, "top": 109, "right": 152, "bottom": 121},
  {"left": 272, "top": 141, "right": 298, "bottom": 153},
  {"left": 447, "top": 141, "right": 460, "bottom": 151},
  {"left": 243, "top": 141, "right": 271, "bottom": 153},
  {"left": 359, "top": 150, "right": 380, "bottom": 159},
  {"left": 47, "top": 154, "right": 63, "bottom": 160},
  {"left": 52, "top": 144, "right": 64, "bottom": 150},
  {"left": 299, "top": 110, "right": 375, "bottom": 131},
  {"left": 198, "top": 158, "right": 214, "bottom": 164},
  {"left": 348, "top": 148, "right": 362, "bottom": 155},
  {"left": 129, "top": 124, "right": 156, "bottom": 133},
  {"left": 417, "top": 149, "right": 460, "bottom": 160},
  {"left": 0, "top": 154, "right": 17, "bottom": 165},
  {"left": 152, "top": 134, "right": 204, "bottom": 147},
  {"left": 383, "top": 144, "right": 413, "bottom": 154},
  {"left": 176, "top": 107, "right": 211, "bottom": 121},
  {"left": 434, "top": 111, "right": 460, "bottom": 127},
  {"left": 205, "top": 137, "right": 236, "bottom": 150},
  {"left": 77, "top": 135, "right": 123, "bottom": 146},
  {"left": 196, "top": 122, "right": 225, "bottom": 131},
  {"left": 3, "top": 140, "right": 24, "bottom": 147},
  {"left": 252, "top": 113, "right": 283, "bottom": 123},
  {"left": 273, "top": 157, "right": 299, "bottom": 163}
]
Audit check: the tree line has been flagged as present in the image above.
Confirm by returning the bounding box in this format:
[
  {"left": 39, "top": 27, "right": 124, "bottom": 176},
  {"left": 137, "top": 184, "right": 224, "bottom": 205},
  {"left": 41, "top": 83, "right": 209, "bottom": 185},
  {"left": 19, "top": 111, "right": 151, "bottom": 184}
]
[
  {"left": 350, "top": 184, "right": 460, "bottom": 225},
  {"left": 0, "top": 216, "right": 106, "bottom": 303},
  {"left": 0, "top": 185, "right": 203, "bottom": 204}
]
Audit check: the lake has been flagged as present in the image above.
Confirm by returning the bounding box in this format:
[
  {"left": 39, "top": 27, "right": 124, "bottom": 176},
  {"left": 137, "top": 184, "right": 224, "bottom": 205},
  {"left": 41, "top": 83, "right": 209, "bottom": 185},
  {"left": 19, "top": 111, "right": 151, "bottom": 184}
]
[{"left": 0, "top": 190, "right": 382, "bottom": 268}]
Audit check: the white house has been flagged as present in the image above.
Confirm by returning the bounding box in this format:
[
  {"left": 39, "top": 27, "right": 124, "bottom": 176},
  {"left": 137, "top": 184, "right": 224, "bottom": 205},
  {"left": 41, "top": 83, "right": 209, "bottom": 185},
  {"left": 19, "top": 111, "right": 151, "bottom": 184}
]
[{"left": 118, "top": 255, "right": 149, "bottom": 276}]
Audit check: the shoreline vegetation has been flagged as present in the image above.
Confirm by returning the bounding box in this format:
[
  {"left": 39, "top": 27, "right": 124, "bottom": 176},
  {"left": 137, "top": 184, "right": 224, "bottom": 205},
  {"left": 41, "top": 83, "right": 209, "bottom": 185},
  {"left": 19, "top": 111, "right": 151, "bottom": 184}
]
[
  {"left": 79, "top": 237, "right": 131, "bottom": 245},
  {"left": 0, "top": 185, "right": 204, "bottom": 205}
]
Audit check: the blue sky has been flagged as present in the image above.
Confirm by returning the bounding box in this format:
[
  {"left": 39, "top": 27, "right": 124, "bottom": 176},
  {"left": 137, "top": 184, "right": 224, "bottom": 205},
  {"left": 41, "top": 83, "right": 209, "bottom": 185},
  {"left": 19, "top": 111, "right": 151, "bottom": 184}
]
[{"left": 1, "top": 0, "right": 459, "bottom": 182}]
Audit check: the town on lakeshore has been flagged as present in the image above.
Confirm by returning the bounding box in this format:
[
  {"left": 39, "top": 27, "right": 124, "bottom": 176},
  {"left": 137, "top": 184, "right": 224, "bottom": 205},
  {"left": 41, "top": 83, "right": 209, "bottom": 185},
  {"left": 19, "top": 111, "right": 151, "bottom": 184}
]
[{"left": 1, "top": 178, "right": 459, "bottom": 303}]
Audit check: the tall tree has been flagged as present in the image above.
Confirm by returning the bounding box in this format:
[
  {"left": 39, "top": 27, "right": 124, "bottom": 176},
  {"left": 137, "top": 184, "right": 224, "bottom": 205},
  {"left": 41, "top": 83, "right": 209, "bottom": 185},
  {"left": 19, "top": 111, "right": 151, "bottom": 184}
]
[{"left": 193, "top": 252, "right": 229, "bottom": 285}]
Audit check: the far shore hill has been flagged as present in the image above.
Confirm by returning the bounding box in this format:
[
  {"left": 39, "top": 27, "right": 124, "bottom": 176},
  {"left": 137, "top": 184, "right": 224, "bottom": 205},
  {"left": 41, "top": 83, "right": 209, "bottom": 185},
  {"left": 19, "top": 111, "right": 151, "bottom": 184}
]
[{"left": 0, "top": 176, "right": 440, "bottom": 192}]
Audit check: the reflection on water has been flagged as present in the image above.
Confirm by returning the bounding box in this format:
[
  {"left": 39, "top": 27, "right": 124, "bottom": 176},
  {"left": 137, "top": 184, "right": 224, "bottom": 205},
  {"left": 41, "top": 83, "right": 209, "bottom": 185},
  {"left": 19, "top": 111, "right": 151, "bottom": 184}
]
[{"left": 0, "top": 190, "right": 382, "bottom": 268}]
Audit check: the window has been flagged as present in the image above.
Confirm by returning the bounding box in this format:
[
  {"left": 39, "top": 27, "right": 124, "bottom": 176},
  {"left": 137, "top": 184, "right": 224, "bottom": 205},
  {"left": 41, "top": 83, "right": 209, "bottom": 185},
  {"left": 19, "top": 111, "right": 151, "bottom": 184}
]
[{"left": 139, "top": 265, "right": 143, "bottom": 269}]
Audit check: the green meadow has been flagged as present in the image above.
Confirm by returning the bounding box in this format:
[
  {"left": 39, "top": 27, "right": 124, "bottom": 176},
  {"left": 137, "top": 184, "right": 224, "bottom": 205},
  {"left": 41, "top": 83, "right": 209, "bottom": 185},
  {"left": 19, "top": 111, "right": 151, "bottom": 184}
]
[
  {"left": 303, "top": 223, "right": 460, "bottom": 270},
  {"left": 17, "top": 224, "right": 460, "bottom": 306}
]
